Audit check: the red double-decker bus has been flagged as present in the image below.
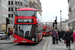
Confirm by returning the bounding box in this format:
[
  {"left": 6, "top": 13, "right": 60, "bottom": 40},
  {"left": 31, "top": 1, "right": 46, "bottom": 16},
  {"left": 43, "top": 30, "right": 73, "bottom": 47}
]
[
  {"left": 43, "top": 26, "right": 50, "bottom": 36},
  {"left": 14, "top": 8, "right": 43, "bottom": 43}
]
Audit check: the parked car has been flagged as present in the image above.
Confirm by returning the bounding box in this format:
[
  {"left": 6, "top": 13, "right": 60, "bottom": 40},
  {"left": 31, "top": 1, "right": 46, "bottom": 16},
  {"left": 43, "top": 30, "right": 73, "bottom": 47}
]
[{"left": 0, "top": 31, "right": 6, "bottom": 40}]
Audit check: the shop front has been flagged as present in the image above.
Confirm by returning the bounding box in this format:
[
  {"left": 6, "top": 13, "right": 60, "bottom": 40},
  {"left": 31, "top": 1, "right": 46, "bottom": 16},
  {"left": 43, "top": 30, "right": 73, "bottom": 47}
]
[
  {"left": 8, "top": 27, "right": 13, "bottom": 35},
  {"left": 73, "top": 21, "right": 75, "bottom": 30},
  {"left": 1, "top": 24, "right": 6, "bottom": 31},
  {"left": 68, "top": 23, "right": 73, "bottom": 30}
]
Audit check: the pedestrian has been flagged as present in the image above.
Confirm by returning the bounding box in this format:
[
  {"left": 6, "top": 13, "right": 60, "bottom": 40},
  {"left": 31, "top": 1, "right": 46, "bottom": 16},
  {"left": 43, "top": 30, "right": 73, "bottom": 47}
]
[
  {"left": 62, "top": 30, "right": 65, "bottom": 40},
  {"left": 25, "top": 31, "right": 29, "bottom": 37},
  {"left": 58, "top": 30, "right": 60, "bottom": 41},
  {"left": 73, "top": 30, "right": 75, "bottom": 42},
  {"left": 70, "top": 29, "right": 73, "bottom": 43},
  {"left": 64, "top": 29, "right": 71, "bottom": 50},
  {"left": 8, "top": 30, "right": 11, "bottom": 40},
  {"left": 56, "top": 31, "right": 59, "bottom": 44},
  {"left": 51, "top": 29, "right": 56, "bottom": 44},
  {"left": 63, "top": 31, "right": 66, "bottom": 40},
  {"left": 59, "top": 30, "right": 63, "bottom": 42},
  {"left": 4, "top": 31, "right": 6, "bottom": 40},
  {"left": 5, "top": 32, "right": 8, "bottom": 40},
  {"left": 4, "top": 31, "right": 7, "bottom": 40}
]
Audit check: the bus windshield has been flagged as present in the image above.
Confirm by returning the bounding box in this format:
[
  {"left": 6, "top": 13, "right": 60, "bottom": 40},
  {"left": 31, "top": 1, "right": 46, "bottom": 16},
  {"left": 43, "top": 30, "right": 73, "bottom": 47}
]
[
  {"left": 43, "top": 29, "right": 46, "bottom": 31},
  {"left": 16, "top": 11, "right": 36, "bottom": 16},
  {"left": 43, "top": 29, "right": 50, "bottom": 32},
  {"left": 15, "top": 24, "right": 36, "bottom": 37}
]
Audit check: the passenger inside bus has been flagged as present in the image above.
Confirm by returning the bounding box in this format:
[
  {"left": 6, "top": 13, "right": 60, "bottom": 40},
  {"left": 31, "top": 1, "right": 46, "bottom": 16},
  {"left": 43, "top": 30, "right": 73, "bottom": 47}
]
[{"left": 25, "top": 31, "right": 29, "bottom": 37}]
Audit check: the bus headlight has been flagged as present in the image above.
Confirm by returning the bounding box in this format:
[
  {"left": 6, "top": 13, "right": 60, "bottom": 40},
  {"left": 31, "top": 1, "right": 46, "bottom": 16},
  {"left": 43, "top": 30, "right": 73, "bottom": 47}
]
[
  {"left": 32, "top": 38, "right": 35, "bottom": 41},
  {"left": 15, "top": 38, "right": 17, "bottom": 41}
]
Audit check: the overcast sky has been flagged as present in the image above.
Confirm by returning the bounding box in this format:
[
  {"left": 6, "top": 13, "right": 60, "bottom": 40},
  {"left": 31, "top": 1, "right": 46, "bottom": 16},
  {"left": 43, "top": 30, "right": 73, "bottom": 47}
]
[{"left": 40, "top": 0, "right": 68, "bottom": 22}]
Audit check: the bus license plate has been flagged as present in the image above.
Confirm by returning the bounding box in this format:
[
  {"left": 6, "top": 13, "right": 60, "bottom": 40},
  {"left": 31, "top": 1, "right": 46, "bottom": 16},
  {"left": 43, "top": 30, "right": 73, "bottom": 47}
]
[{"left": 22, "top": 41, "right": 27, "bottom": 42}]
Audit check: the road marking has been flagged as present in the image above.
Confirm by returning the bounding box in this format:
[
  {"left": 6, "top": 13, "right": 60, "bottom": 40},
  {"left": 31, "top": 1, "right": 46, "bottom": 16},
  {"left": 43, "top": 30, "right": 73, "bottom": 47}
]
[
  {"left": 54, "top": 46, "right": 75, "bottom": 49},
  {"left": 0, "top": 44, "right": 11, "bottom": 47},
  {"left": 43, "top": 41, "right": 48, "bottom": 50},
  {"left": 46, "top": 37, "right": 52, "bottom": 50}
]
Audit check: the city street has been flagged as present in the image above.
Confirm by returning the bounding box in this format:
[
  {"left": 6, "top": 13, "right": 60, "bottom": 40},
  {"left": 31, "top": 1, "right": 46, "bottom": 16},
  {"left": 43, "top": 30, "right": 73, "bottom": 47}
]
[
  {"left": 0, "top": 37, "right": 49, "bottom": 50},
  {"left": 0, "top": 0, "right": 74, "bottom": 50},
  {"left": 0, "top": 36, "right": 75, "bottom": 50}
]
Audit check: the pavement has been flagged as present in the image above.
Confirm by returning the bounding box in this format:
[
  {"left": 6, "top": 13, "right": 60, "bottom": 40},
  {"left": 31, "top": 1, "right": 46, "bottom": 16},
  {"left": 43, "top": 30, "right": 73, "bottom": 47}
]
[
  {"left": 0, "top": 35, "right": 14, "bottom": 44},
  {"left": 47, "top": 37, "right": 75, "bottom": 50}
]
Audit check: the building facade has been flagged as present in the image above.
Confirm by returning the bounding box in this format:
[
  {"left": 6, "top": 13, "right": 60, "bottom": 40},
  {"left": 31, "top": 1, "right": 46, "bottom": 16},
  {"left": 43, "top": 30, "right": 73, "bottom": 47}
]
[
  {"left": 8, "top": 0, "right": 29, "bottom": 31},
  {"left": 29, "top": 0, "right": 42, "bottom": 16},
  {"left": 0, "top": 0, "right": 8, "bottom": 31},
  {"left": 62, "top": 20, "right": 68, "bottom": 31},
  {"left": 57, "top": 22, "right": 60, "bottom": 30},
  {"left": 68, "top": 0, "right": 75, "bottom": 30}
]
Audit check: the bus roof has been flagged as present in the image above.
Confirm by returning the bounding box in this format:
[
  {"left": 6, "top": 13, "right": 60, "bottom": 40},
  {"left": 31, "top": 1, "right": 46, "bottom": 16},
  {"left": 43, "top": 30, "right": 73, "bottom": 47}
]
[{"left": 17, "top": 8, "right": 37, "bottom": 11}]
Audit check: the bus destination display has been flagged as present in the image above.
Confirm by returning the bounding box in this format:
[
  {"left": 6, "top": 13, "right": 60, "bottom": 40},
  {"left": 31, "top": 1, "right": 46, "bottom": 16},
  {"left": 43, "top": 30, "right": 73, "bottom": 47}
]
[{"left": 17, "top": 19, "right": 33, "bottom": 23}]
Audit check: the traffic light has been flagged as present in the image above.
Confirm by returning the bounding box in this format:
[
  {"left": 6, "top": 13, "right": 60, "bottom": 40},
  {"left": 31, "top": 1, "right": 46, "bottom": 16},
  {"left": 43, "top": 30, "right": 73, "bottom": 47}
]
[
  {"left": 53, "top": 22, "right": 54, "bottom": 27},
  {"left": 6, "top": 17, "right": 10, "bottom": 24},
  {"left": 55, "top": 20, "right": 57, "bottom": 24}
]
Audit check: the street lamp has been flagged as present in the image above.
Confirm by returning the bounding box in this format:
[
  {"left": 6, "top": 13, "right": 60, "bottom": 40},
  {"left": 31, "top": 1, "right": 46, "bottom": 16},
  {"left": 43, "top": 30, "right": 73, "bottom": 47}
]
[{"left": 60, "top": 10, "right": 62, "bottom": 30}]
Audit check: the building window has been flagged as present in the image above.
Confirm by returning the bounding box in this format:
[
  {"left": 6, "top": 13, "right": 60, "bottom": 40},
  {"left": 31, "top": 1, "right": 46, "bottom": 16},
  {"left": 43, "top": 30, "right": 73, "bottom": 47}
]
[
  {"left": 11, "top": 1, "right": 13, "bottom": 5},
  {"left": 18, "top": 7, "right": 19, "bottom": 9},
  {"left": 8, "top": 1, "right": 10, "bottom": 5},
  {"left": 30, "top": 1, "right": 32, "bottom": 3},
  {"left": 15, "top": 1, "right": 17, "bottom": 5},
  {"left": 26, "top": 5, "right": 28, "bottom": 7},
  {"left": 8, "top": 7, "right": 10, "bottom": 11},
  {"left": 69, "top": 8, "right": 71, "bottom": 12},
  {"left": 11, "top": 14, "right": 13, "bottom": 18},
  {"left": 11, "top": 7, "right": 13, "bottom": 11},
  {"left": 21, "top": 2, "right": 22, "bottom": 6},
  {"left": 26, "top": 0, "right": 28, "bottom": 3},
  {"left": 38, "top": 10, "right": 39, "bottom": 11},
  {"left": 8, "top": 14, "right": 10, "bottom": 18},
  {"left": 33, "top": 7, "right": 35, "bottom": 8},
  {"left": 18, "top": 2, "right": 20, "bottom": 5},
  {"left": 15, "top": 7, "right": 17, "bottom": 11}
]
